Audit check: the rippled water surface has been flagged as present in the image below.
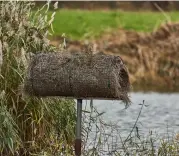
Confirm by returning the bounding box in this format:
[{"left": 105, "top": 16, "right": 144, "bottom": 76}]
[{"left": 82, "top": 92, "right": 179, "bottom": 137}]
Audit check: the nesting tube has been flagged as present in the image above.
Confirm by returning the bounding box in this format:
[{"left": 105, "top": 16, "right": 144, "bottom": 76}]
[{"left": 24, "top": 52, "right": 130, "bottom": 103}]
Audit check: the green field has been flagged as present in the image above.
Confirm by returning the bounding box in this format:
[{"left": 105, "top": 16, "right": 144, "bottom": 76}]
[{"left": 50, "top": 10, "right": 179, "bottom": 39}]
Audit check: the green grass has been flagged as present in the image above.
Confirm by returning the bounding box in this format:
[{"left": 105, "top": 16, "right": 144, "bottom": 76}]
[{"left": 50, "top": 9, "right": 179, "bottom": 40}]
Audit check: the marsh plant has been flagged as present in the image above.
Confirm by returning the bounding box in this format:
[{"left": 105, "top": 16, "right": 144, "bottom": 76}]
[{"left": 0, "top": 1, "right": 76, "bottom": 155}]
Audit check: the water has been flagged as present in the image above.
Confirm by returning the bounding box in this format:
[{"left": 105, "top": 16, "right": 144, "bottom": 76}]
[
  {"left": 78, "top": 92, "right": 179, "bottom": 154},
  {"left": 82, "top": 92, "right": 179, "bottom": 138}
]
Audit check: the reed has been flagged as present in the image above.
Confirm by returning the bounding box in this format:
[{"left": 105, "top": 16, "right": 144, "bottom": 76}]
[{"left": 0, "top": 1, "right": 75, "bottom": 155}]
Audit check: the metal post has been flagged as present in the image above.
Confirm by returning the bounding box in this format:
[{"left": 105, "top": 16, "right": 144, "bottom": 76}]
[{"left": 75, "top": 99, "right": 82, "bottom": 156}]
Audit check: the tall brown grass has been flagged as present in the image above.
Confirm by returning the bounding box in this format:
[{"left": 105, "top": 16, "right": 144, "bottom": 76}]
[{"left": 0, "top": 1, "right": 75, "bottom": 155}]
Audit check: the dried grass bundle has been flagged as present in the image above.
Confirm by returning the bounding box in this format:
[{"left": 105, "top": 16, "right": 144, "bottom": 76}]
[{"left": 24, "top": 52, "right": 130, "bottom": 103}]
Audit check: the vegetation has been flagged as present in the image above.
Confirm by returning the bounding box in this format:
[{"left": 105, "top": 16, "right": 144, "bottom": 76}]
[
  {"left": 50, "top": 10, "right": 179, "bottom": 39},
  {"left": 0, "top": 1, "right": 75, "bottom": 155},
  {"left": 1, "top": 1, "right": 179, "bottom": 156}
]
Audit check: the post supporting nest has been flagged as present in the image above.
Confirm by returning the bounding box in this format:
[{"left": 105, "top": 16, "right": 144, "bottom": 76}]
[{"left": 75, "top": 99, "right": 82, "bottom": 156}]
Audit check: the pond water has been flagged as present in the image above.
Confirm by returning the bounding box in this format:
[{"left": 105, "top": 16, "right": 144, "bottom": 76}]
[{"left": 82, "top": 92, "right": 179, "bottom": 138}]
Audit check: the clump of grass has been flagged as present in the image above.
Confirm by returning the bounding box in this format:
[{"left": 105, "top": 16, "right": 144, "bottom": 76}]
[{"left": 0, "top": 1, "right": 75, "bottom": 155}]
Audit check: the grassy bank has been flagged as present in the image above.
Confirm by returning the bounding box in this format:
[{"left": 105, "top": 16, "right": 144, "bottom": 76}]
[{"left": 50, "top": 10, "right": 179, "bottom": 39}]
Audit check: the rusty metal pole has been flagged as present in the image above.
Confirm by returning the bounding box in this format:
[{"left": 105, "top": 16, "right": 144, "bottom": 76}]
[{"left": 75, "top": 99, "right": 82, "bottom": 156}]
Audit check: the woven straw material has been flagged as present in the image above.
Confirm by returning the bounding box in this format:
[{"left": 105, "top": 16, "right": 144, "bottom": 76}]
[{"left": 24, "top": 52, "right": 130, "bottom": 103}]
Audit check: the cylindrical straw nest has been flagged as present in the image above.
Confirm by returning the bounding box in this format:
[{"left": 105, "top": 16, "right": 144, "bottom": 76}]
[{"left": 24, "top": 52, "right": 130, "bottom": 103}]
